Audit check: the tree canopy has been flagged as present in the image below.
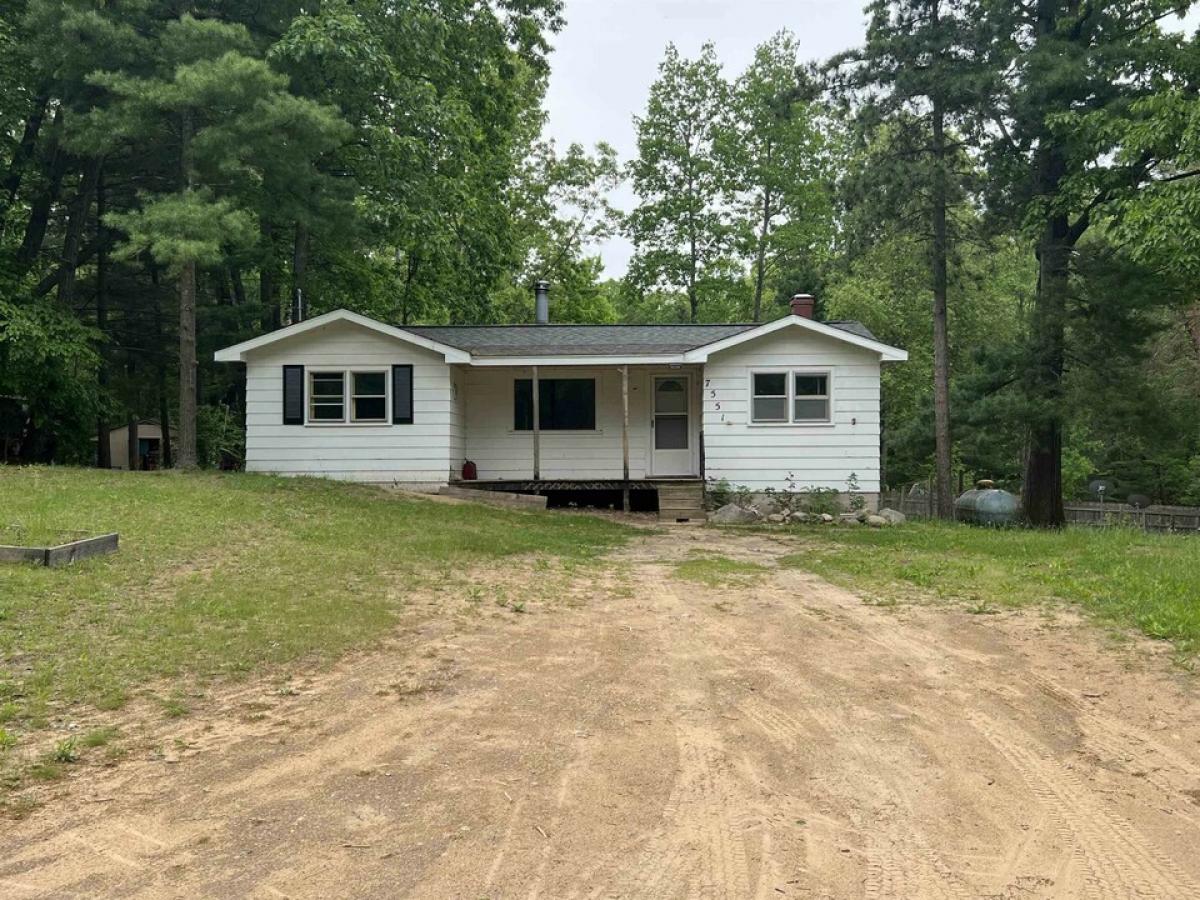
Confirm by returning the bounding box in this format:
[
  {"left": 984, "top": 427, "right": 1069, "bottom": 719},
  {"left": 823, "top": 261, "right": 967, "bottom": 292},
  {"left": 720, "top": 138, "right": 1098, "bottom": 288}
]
[{"left": 3, "top": 0, "right": 1199, "bottom": 519}]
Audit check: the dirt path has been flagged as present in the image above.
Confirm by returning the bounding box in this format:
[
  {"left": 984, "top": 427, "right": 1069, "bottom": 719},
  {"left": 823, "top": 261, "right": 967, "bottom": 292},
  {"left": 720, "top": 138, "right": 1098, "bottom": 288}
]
[{"left": 3, "top": 528, "right": 1200, "bottom": 898}]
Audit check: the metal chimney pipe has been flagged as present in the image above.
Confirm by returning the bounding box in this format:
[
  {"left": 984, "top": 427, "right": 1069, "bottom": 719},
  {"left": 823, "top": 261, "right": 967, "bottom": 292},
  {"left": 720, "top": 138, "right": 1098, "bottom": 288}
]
[{"left": 534, "top": 280, "right": 550, "bottom": 324}]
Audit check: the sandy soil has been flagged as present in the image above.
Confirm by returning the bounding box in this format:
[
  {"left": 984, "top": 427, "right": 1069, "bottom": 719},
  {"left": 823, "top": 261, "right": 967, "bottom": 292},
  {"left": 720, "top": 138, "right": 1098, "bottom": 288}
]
[{"left": 3, "top": 527, "right": 1200, "bottom": 899}]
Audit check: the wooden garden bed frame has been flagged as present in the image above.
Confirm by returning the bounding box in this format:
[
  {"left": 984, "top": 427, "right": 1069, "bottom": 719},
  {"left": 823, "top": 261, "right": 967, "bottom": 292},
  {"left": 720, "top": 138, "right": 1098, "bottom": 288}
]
[{"left": 0, "top": 533, "right": 119, "bottom": 567}]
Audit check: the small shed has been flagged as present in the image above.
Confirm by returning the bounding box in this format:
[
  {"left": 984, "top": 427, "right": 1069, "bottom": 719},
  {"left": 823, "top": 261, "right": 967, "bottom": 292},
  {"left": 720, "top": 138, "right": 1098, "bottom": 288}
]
[{"left": 107, "top": 421, "right": 165, "bottom": 470}]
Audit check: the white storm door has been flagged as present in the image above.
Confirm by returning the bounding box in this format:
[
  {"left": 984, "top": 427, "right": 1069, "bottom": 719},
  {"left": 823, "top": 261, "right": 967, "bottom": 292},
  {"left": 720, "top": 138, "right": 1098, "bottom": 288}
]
[{"left": 651, "top": 375, "right": 692, "bottom": 476}]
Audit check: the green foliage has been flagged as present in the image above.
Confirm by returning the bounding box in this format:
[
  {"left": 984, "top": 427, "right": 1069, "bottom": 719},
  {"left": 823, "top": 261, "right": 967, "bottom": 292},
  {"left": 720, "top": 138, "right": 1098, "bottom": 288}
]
[
  {"left": 626, "top": 43, "right": 736, "bottom": 322},
  {"left": 0, "top": 295, "right": 102, "bottom": 462},
  {"left": 492, "top": 140, "right": 622, "bottom": 323},
  {"left": 795, "top": 487, "right": 842, "bottom": 517},
  {"left": 724, "top": 31, "right": 835, "bottom": 321},
  {"left": 195, "top": 404, "right": 245, "bottom": 469},
  {"left": 50, "top": 739, "right": 77, "bottom": 764},
  {"left": 106, "top": 192, "right": 256, "bottom": 272}
]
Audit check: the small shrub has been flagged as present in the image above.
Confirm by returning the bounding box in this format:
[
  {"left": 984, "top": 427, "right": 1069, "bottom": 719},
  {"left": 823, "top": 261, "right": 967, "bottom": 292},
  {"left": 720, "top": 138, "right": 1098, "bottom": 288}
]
[
  {"left": 847, "top": 473, "right": 866, "bottom": 512},
  {"left": 196, "top": 404, "right": 246, "bottom": 470},
  {"left": 51, "top": 738, "right": 78, "bottom": 763},
  {"left": 797, "top": 487, "right": 842, "bottom": 517},
  {"left": 0, "top": 729, "right": 16, "bottom": 752},
  {"left": 705, "top": 477, "right": 734, "bottom": 510}
]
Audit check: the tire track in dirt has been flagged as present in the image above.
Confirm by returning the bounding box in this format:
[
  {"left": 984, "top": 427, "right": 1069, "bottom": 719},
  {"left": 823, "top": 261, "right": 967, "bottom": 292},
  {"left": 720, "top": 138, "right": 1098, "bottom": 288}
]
[
  {"left": 966, "top": 709, "right": 1200, "bottom": 898},
  {"left": 1019, "top": 672, "right": 1200, "bottom": 828},
  {"left": 569, "top": 573, "right": 765, "bottom": 900}
]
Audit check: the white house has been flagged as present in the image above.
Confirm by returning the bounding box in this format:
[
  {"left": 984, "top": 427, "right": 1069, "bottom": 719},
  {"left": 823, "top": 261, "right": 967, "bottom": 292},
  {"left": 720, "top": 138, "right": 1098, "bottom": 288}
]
[{"left": 214, "top": 293, "right": 906, "bottom": 517}]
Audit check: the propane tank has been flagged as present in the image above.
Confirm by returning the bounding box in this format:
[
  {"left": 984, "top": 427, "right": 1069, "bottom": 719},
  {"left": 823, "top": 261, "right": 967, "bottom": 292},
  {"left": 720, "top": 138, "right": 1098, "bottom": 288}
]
[{"left": 461, "top": 459, "right": 478, "bottom": 481}]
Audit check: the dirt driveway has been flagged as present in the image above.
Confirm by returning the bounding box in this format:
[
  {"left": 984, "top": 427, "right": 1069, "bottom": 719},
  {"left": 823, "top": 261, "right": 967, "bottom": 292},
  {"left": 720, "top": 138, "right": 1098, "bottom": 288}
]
[{"left": 4, "top": 527, "right": 1200, "bottom": 898}]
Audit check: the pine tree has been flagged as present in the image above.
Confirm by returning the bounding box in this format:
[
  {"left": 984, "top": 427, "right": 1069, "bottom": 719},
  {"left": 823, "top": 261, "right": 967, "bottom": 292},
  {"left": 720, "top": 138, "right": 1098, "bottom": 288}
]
[
  {"left": 979, "top": 0, "right": 1198, "bottom": 526},
  {"left": 76, "top": 15, "right": 348, "bottom": 467},
  {"left": 830, "top": 0, "right": 986, "bottom": 517}
]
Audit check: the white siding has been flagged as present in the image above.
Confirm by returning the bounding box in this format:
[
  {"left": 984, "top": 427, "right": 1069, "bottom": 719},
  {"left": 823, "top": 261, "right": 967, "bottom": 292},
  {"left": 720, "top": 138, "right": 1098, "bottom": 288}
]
[
  {"left": 242, "top": 320, "right": 454, "bottom": 484},
  {"left": 463, "top": 366, "right": 702, "bottom": 480},
  {"left": 702, "top": 328, "right": 883, "bottom": 492}
]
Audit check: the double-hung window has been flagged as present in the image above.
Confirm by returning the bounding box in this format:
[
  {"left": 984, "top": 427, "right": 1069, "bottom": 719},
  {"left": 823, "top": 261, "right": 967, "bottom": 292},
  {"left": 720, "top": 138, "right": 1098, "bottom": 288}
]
[
  {"left": 350, "top": 372, "right": 387, "bottom": 422},
  {"left": 306, "top": 370, "right": 389, "bottom": 424},
  {"left": 750, "top": 370, "right": 831, "bottom": 424},
  {"left": 309, "top": 372, "right": 347, "bottom": 422}
]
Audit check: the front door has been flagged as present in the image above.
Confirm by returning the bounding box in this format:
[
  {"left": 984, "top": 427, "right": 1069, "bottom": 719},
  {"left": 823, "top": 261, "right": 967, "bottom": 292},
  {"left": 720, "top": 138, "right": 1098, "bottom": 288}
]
[{"left": 651, "top": 374, "right": 692, "bottom": 476}]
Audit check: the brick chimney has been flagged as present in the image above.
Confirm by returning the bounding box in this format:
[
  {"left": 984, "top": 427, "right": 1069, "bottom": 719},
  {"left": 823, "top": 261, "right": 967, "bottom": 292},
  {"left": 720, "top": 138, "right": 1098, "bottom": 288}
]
[{"left": 789, "top": 293, "right": 815, "bottom": 319}]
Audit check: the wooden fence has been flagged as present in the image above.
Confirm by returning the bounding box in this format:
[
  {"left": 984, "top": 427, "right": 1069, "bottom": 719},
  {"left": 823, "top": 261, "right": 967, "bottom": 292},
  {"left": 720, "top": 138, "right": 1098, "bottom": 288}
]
[
  {"left": 880, "top": 487, "right": 1200, "bottom": 533},
  {"left": 1063, "top": 502, "right": 1200, "bottom": 533},
  {"left": 879, "top": 486, "right": 938, "bottom": 520}
]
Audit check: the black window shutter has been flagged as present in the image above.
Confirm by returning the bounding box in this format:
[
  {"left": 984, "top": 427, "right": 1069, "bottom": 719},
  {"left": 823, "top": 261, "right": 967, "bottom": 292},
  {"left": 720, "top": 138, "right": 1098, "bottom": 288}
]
[
  {"left": 392, "top": 365, "right": 413, "bottom": 424},
  {"left": 282, "top": 365, "right": 304, "bottom": 425}
]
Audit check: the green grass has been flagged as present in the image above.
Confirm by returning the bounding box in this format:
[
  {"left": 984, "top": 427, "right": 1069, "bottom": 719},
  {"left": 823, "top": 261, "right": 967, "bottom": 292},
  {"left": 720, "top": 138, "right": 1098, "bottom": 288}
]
[
  {"left": 0, "top": 467, "right": 630, "bottom": 731},
  {"left": 79, "top": 726, "right": 119, "bottom": 749},
  {"left": 780, "top": 521, "right": 1200, "bottom": 657},
  {"left": 674, "top": 555, "right": 770, "bottom": 587}
]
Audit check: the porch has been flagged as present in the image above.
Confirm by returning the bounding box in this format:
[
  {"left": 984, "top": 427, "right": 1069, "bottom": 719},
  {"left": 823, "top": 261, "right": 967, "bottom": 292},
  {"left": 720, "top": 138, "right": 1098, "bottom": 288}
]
[
  {"left": 452, "top": 361, "right": 706, "bottom": 521},
  {"left": 456, "top": 362, "right": 706, "bottom": 484}
]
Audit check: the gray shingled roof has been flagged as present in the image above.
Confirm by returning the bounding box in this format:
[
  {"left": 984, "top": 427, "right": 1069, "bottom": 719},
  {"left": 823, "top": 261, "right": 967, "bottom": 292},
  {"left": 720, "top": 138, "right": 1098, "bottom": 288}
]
[{"left": 406, "top": 321, "right": 877, "bottom": 357}]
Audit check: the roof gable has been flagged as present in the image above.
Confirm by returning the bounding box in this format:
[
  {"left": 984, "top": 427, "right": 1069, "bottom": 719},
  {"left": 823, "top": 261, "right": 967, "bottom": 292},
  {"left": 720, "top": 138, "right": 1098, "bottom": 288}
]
[
  {"left": 682, "top": 316, "right": 908, "bottom": 362},
  {"left": 213, "top": 309, "right": 470, "bottom": 363}
]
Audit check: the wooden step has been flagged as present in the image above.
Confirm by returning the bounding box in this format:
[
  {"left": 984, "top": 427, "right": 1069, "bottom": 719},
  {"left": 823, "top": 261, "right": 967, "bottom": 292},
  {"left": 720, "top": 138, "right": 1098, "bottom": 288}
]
[{"left": 653, "top": 480, "right": 705, "bottom": 523}]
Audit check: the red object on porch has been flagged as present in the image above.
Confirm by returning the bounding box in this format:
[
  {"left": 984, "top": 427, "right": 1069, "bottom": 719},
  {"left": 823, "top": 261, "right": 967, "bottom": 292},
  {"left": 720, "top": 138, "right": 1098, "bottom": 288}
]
[{"left": 461, "top": 460, "right": 477, "bottom": 480}]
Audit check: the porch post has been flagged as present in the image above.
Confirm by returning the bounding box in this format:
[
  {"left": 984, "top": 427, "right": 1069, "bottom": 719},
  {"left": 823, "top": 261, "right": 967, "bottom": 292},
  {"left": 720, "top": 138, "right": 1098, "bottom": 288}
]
[
  {"left": 531, "top": 365, "right": 540, "bottom": 481},
  {"left": 621, "top": 364, "right": 630, "bottom": 511}
]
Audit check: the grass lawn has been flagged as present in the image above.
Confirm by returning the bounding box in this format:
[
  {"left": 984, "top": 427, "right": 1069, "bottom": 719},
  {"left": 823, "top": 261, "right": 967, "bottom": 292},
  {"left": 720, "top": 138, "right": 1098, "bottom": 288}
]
[
  {"left": 0, "top": 467, "right": 630, "bottom": 736},
  {"left": 782, "top": 521, "right": 1200, "bottom": 660},
  {"left": 674, "top": 555, "right": 769, "bottom": 587}
]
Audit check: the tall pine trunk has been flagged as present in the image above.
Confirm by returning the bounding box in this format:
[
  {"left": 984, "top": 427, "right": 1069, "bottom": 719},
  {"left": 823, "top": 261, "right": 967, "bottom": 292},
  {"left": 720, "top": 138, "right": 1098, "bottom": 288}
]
[
  {"left": 1022, "top": 4, "right": 1068, "bottom": 528},
  {"left": 930, "top": 86, "right": 953, "bottom": 518},
  {"left": 17, "top": 108, "right": 65, "bottom": 267},
  {"left": 260, "top": 219, "right": 280, "bottom": 331},
  {"left": 0, "top": 92, "right": 49, "bottom": 233},
  {"left": 176, "top": 108, "right": 198, "bottom": 469},
  {"left": 96, "top": 167, "right": 111, "bottom": 468},
  {"left": 1023, "top": 205, "right": 1070, "bottom": 528},
  {"left": 57, "top": 158, "right": 102, "bottom": 308},
  {"left": 152, "top": 267, "right": 174, "bottom": 469}
]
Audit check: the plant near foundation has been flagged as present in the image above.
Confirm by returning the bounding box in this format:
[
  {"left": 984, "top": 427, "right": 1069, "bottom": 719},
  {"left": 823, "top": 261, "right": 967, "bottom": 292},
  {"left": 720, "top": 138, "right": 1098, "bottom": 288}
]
[
  {"left": 797, "top": 487, "right": 842, "bottom": 517},
  {"left": 847, "top": 472, "right": 866, "bottom": 512},
  {"left": 705, "top": 477, "right": 734, "bottom": 510}
]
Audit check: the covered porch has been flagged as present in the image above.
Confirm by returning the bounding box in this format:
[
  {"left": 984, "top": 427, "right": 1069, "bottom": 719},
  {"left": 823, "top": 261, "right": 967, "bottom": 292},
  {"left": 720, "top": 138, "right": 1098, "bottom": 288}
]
[{"left": 453, "top": 362, "right": 707, "bottom": 518}]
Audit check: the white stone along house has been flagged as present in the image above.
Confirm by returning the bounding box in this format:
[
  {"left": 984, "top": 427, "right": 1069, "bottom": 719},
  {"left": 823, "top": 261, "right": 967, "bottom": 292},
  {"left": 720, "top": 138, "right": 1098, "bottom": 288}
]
[{"left": 214, "top": 293, "right": 906, "bottom": 519}]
